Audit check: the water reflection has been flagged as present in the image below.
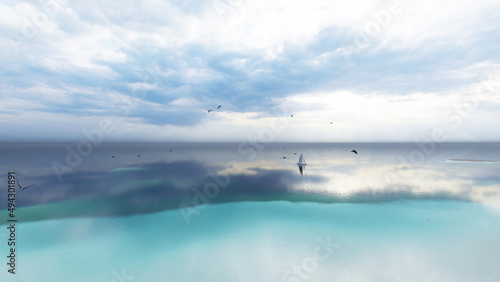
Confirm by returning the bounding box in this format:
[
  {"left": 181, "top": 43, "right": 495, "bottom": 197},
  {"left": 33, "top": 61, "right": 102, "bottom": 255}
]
[
  {"left": 298, "top": 165, "right": 304, "bottom": 175},
  {"left": 1, "top": 142, "right": 499, "bottom": 222}
]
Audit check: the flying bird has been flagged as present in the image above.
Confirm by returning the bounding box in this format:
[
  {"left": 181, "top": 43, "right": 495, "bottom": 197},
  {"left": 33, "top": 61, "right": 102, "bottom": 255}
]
[
  {"left": 137, "top": 155, "right": 141, "bottom": 157},
  {"left": 330, "top": 122, "right": 333, "bottom": 124},
  {"left": 291, "top": 115, "right": 293, "bottom": 117},
  {"left": 17, "top": 182, "right": 35, "bottom": 191},
  {"left": 218, "top": 105, "right": 222, "bottom": 109},
  {"left": 208, "top": 110, "right": 212, "bottom": 113},
  {"left": 350, "top": 150, "right": 357, "bottom": 154},
  {"left": 111, "top": 155, "right": 115, "bottom": 158},
  {"left": 282, "top": 157, "right": 287, "bottom": 159}
]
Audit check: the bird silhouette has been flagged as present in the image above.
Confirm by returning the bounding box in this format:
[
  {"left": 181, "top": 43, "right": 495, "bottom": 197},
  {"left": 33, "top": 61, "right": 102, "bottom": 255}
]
[
  {"left": 218, "top": 105, "right": 222, "bottom": 109},
  {"left": 351, "top": 150, "right": 357, "bottom": 154},
  {"left": 17, "top": 182, "right": 35, "bottom": 191},
  {"left": 282, "top": 157, "right": 287, "bottom": 159},
  {"left": 137, "top": 155, "right": 141, "bottom": 157},
  {"left": 208, "top": 110, "right": 212, "bottom": 113},
  {"left": 291, "top": 114, "right": 293, "bottom": 117}
]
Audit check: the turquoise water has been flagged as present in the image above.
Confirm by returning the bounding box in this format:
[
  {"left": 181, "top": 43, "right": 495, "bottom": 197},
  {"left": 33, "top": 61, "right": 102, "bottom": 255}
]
[
  {"left": 1, "top": 200, "right": 500, "bottom": 281},
  {"left": 1, "top": 143, "right": 500, "bottom": 281}
]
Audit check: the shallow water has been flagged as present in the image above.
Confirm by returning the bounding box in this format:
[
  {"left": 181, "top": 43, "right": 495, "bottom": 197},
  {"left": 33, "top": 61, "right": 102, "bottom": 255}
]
[{"left": 0, "top": 142, "right": 499, "bottom": 281}]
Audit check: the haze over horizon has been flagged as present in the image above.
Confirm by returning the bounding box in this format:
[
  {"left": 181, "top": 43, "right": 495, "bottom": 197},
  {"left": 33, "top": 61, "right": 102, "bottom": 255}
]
[{"left": 1, "top": 0, "right": 500, "bottom": 142}]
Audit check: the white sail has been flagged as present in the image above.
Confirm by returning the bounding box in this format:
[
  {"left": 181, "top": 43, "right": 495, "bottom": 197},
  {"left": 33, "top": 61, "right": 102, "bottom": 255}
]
[{"left": 297, "top": 153, "right": 307, "bottom": 165}]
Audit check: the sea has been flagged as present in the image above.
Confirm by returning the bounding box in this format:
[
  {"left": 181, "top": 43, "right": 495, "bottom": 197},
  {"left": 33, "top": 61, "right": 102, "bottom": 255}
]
[{"left": 0, "top": 142, "right": 499, "bottom": 282}]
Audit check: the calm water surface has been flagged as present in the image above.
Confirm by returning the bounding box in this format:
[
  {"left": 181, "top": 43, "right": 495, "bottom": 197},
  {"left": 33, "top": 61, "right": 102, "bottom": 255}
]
[{"left": 0, "top": 142, "right": 499, "bottom": 281}]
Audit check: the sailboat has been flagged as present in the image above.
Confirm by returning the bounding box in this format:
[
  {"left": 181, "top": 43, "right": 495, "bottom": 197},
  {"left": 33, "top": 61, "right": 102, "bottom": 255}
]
[
  {"left": 297, "top": 153, "right": 306, "bottom": 175},
  {"left": 297, "top": 153, "right": 307, "bottom": 165}
]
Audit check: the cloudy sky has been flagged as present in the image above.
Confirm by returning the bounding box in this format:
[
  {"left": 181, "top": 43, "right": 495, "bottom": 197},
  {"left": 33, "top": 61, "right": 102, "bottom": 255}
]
[{"left": 1, "top": 0, "right": 499, "bottom": 142}]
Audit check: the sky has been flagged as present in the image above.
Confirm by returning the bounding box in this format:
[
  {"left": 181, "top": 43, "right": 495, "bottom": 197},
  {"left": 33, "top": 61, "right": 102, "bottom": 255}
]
[{"left": 1, "top": 0, "right": 499, "bottom": 142}]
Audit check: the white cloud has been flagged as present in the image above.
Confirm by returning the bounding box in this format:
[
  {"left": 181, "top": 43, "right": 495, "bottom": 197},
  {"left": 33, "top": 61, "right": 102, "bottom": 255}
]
[
  {"left": 0, "top": 0, "right": 499, "bottom": 141},
  {"left": 358, "top": 0, "right": 500, "bottom": 51}
]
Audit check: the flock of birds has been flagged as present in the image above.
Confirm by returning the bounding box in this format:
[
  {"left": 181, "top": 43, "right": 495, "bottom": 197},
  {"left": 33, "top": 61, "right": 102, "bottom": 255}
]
[
  {"left": 280, "top": 147, "right": 357, "bottom": 160},
  {"left": 207, "top": 105, "right": 222, "bottom": 113},
  {"left": 113, "top": 106, "right": 361, "bottom": 162},
  {"left": 208, "top": 105, "right": 359, "bottom": 159},
  {"left": 207, "top": 105, "right": 339, "bottom": 127},
  {"left": 112, "top": 105, "right": 361, "bottom": 181}
]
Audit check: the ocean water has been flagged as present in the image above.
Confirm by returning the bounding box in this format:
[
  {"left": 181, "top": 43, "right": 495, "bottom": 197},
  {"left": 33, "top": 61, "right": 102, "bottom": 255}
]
[{"left": 0, "top": 142, "right": 499, "bottom": 281}]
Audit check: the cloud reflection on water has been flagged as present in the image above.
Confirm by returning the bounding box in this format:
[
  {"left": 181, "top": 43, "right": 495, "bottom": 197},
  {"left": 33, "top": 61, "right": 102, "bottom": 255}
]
[{"left": 1, "top": 142, "right": 499, "bottom": 222}]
